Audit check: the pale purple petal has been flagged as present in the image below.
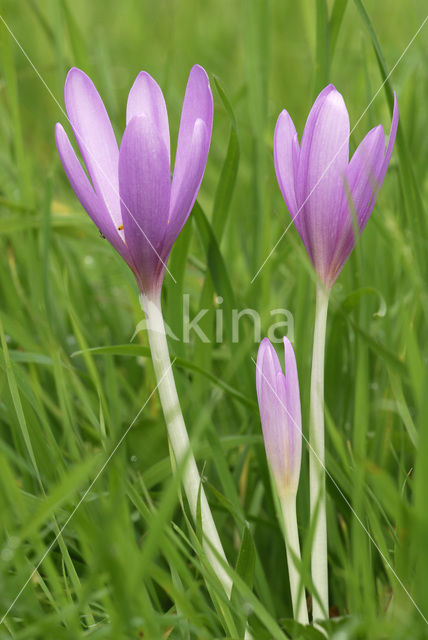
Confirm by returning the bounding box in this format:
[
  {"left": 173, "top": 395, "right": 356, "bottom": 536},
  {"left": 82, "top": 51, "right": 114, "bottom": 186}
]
[
  {"left": 325, "top": 96, "right": 398, "bottom": 285},
  {"left": 274, "top": 110, "right": 301, "bottom": 233},
  {"left": 165, "top": 119, "right": 208, "bottom": 255},
  {"left": 274, "top": 84, "right": 398, "bottom": 289},
  {"left": 119, "top": 115, "right": 171, "bottom": 294},
  {"left": 126, "top": 71, "right": 170, "bottom": 164},
  {"left": 321, "top": 126, "right": 384, "bottom": 286},
  {"left": 379, "top": 92, "right": 399, "bottom": 184},
  {"left": 64, "top": 68, "right": 121, "bottom": 228},
  {"left": 346, "top": 125, "right": 385, "bottom": 230},
  {"left": 55, "top": 123, "right": 130, "bottom": 263},
  {"left": 55, "top": 124, "right": 100, "bottom": 221},
  {"left": 256, "top": 337, "right": 282, "bottom": 413},
  {"left": 256, "top": 337, "right": 281, "bottom": 400},
  {"left": 297, "top": 86, "right": 350, "bottom": 280},
  {"left": 295, "top": 83, "right": 336, "bottom": 210},
  {"left": 256, "top": 339, "right": 284, "bottom": 483},
  {"left": 283, "top": 337, "right": 302, "bottom": 484},
  {"left": 170, "top": 65, "right": 213, "bottom": 226},
  {"left": 256, "top": 338, "right": 302, "bottom": 495},
  {"left": 275, "top": 370, "right": 290, "bottom": 481},
  {"left": 57, "top": 65, "right": 215, "bottom": 297}
]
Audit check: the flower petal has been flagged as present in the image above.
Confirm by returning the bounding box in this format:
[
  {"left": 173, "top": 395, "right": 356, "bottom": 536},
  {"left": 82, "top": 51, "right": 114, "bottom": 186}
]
[
  {"left": 274, "top": 109, "right": 301, "bottom": 227},
  {"left": 55, "top": 122, "right": 130, "bottom": 262},
  {"left": 295, "top": 84, "right": 336, "bottom": 218},
  {"left": 346, "top": 125, "right": 385, "bottom": 230},
  {"left": 275, "top": 370, "right": 292, "bottom": 485},
  {"left": 345, "top": 96, "right": 398, "bottom": 234},
  {"left": 321, "top": 125, "right": 384, "bottom": 286},
  {"left": 256, "top": 337, "right": 281, "bottom": 396},
  {"left": 352, "top": 93, "right": 398, "bottom": 231},
  {"left": 283, "top": 337, "right": 302, "bottom": 487},
  {"left": 297, "top": 85, "right": 350, "bottom": 280},
  {"left": 64, "top": 67, "right": 121, "bottom": 227},
  {"left": 325, "top": 96, "right": 398, "bottom": 286},
  {"left": 256, "top": 339, "right": 285, "bottom": 485},
  {"left": 119, "top": 115, "right": 171, "bottom": 294},
  {"left": 256, "top": 338, "right": 282, "bottom": 421},
  {"left": 165, "top": 118, "right": 208, "bottom": 254},
  {"left": 126, "top": 71, "right": 170, "bottom": 164},
  {"left": 256, "top": 338, "right": 303, "bottom": 494},
  {"left": 379, "top": 92, "right": 399, "bottom": 183},
  {"left": 171, "top": 65, "right": 213, "bottom": 223}
]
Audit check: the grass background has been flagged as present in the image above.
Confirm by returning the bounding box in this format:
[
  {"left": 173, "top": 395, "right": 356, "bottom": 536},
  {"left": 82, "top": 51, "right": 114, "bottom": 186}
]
[{"left": 0, "top": 0, "right": 427, "bottom": 638}]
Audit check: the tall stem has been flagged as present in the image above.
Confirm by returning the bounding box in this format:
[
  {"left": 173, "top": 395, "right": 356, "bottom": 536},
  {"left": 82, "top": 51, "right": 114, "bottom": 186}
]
[
  {"left": 142, "top": 293, "right": 232, "bottom": 598},
  {"left": 280, "top": 494, "right": 309, "bottom": 625},
  {"left": 309, "top": 284, "right": 329, "bottom": 620}
]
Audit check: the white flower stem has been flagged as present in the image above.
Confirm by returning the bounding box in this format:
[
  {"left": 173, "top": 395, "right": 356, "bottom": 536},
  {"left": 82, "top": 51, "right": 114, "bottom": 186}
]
[
  {"left": 280, "top": 493, "right": 309, "bottom": 625},
  {"left": 309, "top": 283, "right": 330, "bottom": 621},
  {"left": 142, "top": 293, "right": 233, "bottom": 599}
]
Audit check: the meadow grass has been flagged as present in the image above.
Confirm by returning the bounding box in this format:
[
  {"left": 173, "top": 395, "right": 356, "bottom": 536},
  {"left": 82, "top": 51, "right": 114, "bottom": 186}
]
[{"left": 0, "top": 0, "right": 427, "bottom": 638}]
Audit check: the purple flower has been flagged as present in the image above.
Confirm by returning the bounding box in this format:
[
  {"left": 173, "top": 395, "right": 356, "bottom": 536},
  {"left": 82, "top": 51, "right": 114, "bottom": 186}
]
[
  {"left": 274, "top": 85, "right": 399, "bottom": 288},
  {"left": 256, "top": 337, "right": 302, "bottom": 496},
  {"left": 55, "top": 65, "right": 213, "bottom": 298}
]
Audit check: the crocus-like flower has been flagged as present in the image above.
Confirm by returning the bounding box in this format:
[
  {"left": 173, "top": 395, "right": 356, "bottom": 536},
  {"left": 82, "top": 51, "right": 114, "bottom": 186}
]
[
  {"left": 55, "top": 65, "right": 213, "bottom": 297},
  {"left": 256, "top": 337, "right": 308, "bottom": 623},
  {"left": 256, "top": 337, "right": 302, "bottom": 497},
  {"left": 274, "top": 85, "right": 399, "bottom": 288}
]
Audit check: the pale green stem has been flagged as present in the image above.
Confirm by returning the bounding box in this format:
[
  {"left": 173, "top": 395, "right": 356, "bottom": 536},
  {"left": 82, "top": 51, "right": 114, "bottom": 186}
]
[
  {"left": 309, "top": 283, "right": 330, "bottom": 621},
  {"left": 280, "top": 493, "right": 309, "bottom": 625},
  {"left": 142, "top": 293, "right": 233, "bottom": 598}
]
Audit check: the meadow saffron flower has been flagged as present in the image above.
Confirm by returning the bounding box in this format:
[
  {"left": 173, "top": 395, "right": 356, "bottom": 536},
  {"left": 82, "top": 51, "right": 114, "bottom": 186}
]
[
  {"left": 54, "top": 67, "right": 234, "bottom": 601},
  {"left": 256, "top": 337, "right": 307, "bottom": 624},
  {"left": 55, "top": 65, "right": 213, "bottom": 297},
  {"left": 256, "top": 337, "right": 302, "bottom": 496},
  {"left": 274, "top": 85, "right": 399, "bottom": 288},
  {"left": 274, "top": 86, "right": 399, "bottom": 620}
]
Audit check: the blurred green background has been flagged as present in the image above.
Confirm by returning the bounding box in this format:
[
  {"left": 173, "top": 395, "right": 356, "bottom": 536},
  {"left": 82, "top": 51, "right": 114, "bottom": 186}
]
[{"left": 0, "top": 0, "right": 427, "bottom": 638}]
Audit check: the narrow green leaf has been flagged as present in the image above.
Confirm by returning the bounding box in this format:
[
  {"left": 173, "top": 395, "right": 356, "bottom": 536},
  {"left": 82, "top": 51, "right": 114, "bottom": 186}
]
[
  {"left": 211, "top": 75, "right": 240, "bottom": 240},
  {"left": 233, "top": 522, "right": 256, "bottom": 594},
  {"left": 193, "top": 203, "right": 236, "bottom": 340},
  {"left": 329, "top": 0, "right": 348, "bottom": 58}
]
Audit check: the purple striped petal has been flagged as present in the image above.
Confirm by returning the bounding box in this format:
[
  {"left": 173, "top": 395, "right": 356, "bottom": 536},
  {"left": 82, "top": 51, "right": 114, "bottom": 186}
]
[
  {"left": 170, "top": 65, "right": 213, "bottom": 229},
  {"left": 321, "top": 125, "right": 384, "bottom": 286},
  {"left": 256, "top": 338, "right": 282, "bottom": 407},
  {"left": 256, "top": 337, "right": 302, "bottom": 496},
  {"left": 274, "top": 85, "right": 399, "bottom": 289},
  {"left": 274, "top": 369, "right": 290, "bottom": 479},
  {"left": 64, "top": 68, "right": 121, "bottom": 227},
  {"left": 55, "top": 123, "right": 130, "bottom": 263},
  {"left": 57, "top": 65, "right": 215, "bottom": 297},
  {"left": 165, "top": 118, "right": 208, "bottom": 255},
  {"left": 347, "top": 94, "right": 398, "bottom": 224},
  {"left": 295, "top": 83, "right": 336, "bottom": 213},
  {"left": 126, "top": 71, "right": 170, "bottom": 164},
  {"left": 325, "top": 95, "right": 398, "bottom": 285},
  {"left": 297, "top": 86, "right": 350, "bottom": 281},
  {"left": 274, "top": 110, "right": 301, "bottom": 232},
  {"left": 379, "top": 92, "right": 399, "bottom": 184},
  {"left": 346, "top": 125, "right": 386, "bottom": 230},
  {"left": 256, "top": 339, "right": 283, "bottom": 487},
  {"left": 283, "top": 337, "right": 302, "bottom": 486},
  {"left": 119, "top": 115, "right": 171, "bottom": 294}
]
